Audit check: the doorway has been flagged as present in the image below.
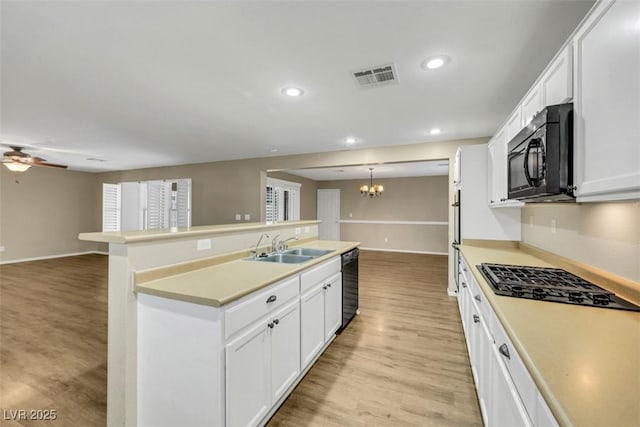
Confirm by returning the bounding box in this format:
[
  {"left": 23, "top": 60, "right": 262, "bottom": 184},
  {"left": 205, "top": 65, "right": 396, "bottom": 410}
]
[{"left": 317, "top": 189, "right": 340, "bottom": 240}]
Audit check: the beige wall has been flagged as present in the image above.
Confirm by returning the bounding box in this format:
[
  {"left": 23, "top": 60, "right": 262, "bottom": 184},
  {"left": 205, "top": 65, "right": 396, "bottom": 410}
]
[
  {"left": 267, "top": 171, "right": 318, "bottom": 220},
  {"left": 0, "top": 166, "right": 101, "bottom": 262},
  {"left": 522, "top": 201, "right": 640, "bottom": 283},
  {"left": 318, "top": 176, "right": 449, "bottom": 253}
]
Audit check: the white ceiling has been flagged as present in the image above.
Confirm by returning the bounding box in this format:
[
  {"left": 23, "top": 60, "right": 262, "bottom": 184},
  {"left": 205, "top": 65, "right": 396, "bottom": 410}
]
[
  {"left": 0, "top": 1, "right": 595, "bottom": 172},
  {"left": 282, "top": 160, "right": 449, "bottom": 181}
]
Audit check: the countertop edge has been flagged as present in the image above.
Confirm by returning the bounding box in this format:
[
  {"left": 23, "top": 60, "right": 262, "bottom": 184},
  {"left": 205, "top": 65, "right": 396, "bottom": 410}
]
[{"left": 79, "top": 220, "right": 321, "bottom": 244}]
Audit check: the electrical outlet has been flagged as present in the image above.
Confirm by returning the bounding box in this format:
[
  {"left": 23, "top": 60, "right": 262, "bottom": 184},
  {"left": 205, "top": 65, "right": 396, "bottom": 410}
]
[
  {"left": 197, "top": 239, "right": 212, "bottom": 251},
  {"left": 0, "top": 246, "right": 5, "bottom": 253},
  {"left": 244, "top": 214, "right": 250, "bottom": 221},
  {"left": 551, "top": 219, "right": 557, "bottom": 234},
  {"left": 349, "top": 212, "right": 353, "bottom": 218},
  {"left": 235, "top": 214, "right": 241, "bottom": 221}
]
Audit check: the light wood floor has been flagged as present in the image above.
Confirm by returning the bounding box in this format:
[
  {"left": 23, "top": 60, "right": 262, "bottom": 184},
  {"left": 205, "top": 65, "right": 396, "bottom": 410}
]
[
  {"left": 0, "top": 251, "right": 481, "bottom": 426},
  {"left": 0, "top": 254, "right": 108, "bottom": 426},
  {"left": 268, "top": 251, "right": 482, "bottom": 426}
]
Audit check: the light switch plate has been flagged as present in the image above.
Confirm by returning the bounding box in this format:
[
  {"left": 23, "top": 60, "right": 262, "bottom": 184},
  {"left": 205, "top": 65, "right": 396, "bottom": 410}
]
[
  {"left": 235, "top": 214, "right": 241, "bottom": 221},
  {"left": 244, "top": 214, "right": 250, "bottom": 221},
  {"left": 197, "top": 239, "right": 212, "bottom": 251},
  {"left": 0, "top": 246, "right": 5, "bottom": 253}
]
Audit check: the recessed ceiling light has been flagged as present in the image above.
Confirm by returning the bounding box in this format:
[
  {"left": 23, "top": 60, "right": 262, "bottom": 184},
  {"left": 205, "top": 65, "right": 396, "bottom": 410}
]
[
  {"left": 281, "top": 87, "right": 304, "bottom": 97},
  {"left": 421, "top": 55, "right": 450, "bottom": 70},
  {"left": 429, "top": 128, "right": 442, "bottom": 135},
  {"left": 345, "top": 137, "right": 357, "bottom": 144}
]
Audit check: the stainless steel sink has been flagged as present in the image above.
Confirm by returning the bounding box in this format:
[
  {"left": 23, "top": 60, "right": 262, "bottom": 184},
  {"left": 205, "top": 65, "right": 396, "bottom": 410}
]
[
  {"left": 249, "top": 253, "right": 315, "bottom": 264},
  {"left": 283, "top": 247, "right": 332, "bottom": 257}
]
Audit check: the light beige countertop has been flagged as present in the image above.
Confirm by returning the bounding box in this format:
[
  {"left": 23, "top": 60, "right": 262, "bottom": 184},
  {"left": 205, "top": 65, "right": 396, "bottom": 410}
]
[
  {"left": 134, "top": 240, "right": 359, "bottom": 307},
  {"left": 460, "top": 242, "right": 640, "bottom": 427},
  {"left": 78, "top": 220, "right": 320, "bottom": 244}
]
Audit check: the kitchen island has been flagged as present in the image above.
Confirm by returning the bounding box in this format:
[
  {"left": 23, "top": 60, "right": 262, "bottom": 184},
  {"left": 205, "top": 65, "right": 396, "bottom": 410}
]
[
  {"left": 79, "top": 221, "right": 358, "bottom": 427},
  {"left": 458, "top": 241, "right": 640, "bottom": 427}
]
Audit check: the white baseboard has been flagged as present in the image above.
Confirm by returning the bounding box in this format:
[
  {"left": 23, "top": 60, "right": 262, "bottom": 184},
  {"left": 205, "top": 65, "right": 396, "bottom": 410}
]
[
  {"left": 0, "top": 251, "right": 107, "bottom": 265},
  {"left": 447, "top": 289, "right": 458, "bottom": 297},
  {"left": 359, "top": 247, "right": 448, "bottom": 256}
]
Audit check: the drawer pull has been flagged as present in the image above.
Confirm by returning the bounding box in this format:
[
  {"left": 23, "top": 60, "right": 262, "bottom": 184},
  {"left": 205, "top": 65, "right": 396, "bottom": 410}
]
[
  {"left": 473, "top": 314, "right": 480, "bottom": 323},
  {"left": 322, "top": 285, "right": 327, "bottom": 290},
  {"left": 499, "top": 343, "right": 510, "bottom": 360},
  {"left": 266, "top": 295, "right": 277, "bottom": 304},
  {"left": 267, "top": 322, "right": 274, "bottom": 329},
  {"left": 461, "top": 282, "right": 467, "bottom": 288},
  {"left": 474, "top": 295, "right": 481, "bottom": 302},
  {"left": 273, "top": 319, "right": 279, "bottom": 325},
  {"left": 326, "top": 283, "right": 332, "bottom": 288}
]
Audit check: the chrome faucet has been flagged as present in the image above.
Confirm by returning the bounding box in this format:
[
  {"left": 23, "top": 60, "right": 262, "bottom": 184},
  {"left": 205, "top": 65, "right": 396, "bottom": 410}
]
[
  {"left": 251, "top": 233, "right": 269, "bottom": 259},
  {"left": 271, "top": 234, "right": 281, "bottom": 253},
  {"left": 279, "top": 236, "right": 298, "bottom": 251}
]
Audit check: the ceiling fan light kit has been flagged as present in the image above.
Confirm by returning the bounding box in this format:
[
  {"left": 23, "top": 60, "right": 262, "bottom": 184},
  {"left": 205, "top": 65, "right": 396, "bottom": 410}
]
[
  {"left": 360, "top": 168, "right": 384, "bottom": 198},
  {"left": 1, "top": 145, "right": 68, "bottom": 172}
]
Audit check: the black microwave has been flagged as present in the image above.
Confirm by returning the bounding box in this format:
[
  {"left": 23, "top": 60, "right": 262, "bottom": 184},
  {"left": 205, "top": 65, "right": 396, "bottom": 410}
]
[{"left": 507, "top": 103, "right": 574, "bottom": 202}]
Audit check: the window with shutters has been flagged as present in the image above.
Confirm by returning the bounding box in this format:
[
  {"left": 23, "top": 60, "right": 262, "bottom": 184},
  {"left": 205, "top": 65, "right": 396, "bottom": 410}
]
[
  {"left": 266, "top": 178, "right": 301, "bottom": 222},
  {"left": 102, "top": 178, "right": 191, "bottom": 231}
]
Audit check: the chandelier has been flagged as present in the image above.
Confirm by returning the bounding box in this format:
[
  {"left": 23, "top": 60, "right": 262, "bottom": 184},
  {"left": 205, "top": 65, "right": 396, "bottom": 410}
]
[{"left": 360, "top": 168, "right": 384, "bottom": 197}]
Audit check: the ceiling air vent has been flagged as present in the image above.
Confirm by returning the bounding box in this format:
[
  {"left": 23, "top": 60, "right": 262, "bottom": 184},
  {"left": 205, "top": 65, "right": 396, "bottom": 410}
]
[{"left": 352, "top": 63, "right": 398, "bottom": 88}]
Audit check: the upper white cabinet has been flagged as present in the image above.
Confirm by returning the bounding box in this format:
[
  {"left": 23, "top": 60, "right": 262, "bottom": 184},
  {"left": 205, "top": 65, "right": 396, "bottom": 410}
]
[
  {"left": 541, "top": 44, "right": 573, "bottom": 107},
  {"left": 521, "top": 84, "right": 543, "bottom": 128},
  {"left": 572, "top": 0, "right": 640, "bottom": 202},
  {"left": 504, "top": 108, "right": 523, "bottom": 144}
]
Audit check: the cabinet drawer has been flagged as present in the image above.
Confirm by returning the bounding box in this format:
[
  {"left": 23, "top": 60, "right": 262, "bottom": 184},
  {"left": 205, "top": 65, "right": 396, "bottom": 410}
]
[
  {"left": 466, "top": 269, "right": 490, "bottom": 322},
  {"left": 225, "top": 276, "right": 299, "bottom": 339},
  {"left": 490, "top": 309, "right": 537, "bottom": 420},
  {"left": 300, "top": 257, "right": 341, "bottom": 294}
]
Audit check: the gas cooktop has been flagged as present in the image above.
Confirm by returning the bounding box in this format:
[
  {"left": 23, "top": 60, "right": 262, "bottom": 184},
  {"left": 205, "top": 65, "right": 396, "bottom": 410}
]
[{"left": 477, "top": 263, "right": 640, "bottom": 312}]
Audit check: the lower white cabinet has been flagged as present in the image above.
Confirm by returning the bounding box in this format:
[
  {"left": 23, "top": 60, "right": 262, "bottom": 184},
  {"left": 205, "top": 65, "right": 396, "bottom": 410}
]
[
  {"left": 457, "top": 255, "right": 558, "bottom": 427},
  {"left": 301, "top": 272, "right": 342, "bottom": 369},
  {"left": 226, "top": 299, "right": 301, "bottom": 427}
]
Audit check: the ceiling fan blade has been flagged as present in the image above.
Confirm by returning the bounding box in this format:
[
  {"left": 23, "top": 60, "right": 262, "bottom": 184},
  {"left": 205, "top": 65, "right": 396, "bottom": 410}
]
[{"left": 32, "top": 161, "right": 68, "bottom": 169}]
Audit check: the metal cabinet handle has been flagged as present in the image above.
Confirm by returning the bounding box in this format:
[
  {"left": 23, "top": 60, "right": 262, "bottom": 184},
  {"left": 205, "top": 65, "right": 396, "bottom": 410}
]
[
  {"left": 273, "top": 319, "right": 279, "bottom": 325},
  {"left": 473, "top": 314, "right": 480, "bottom": 323},
  {"left": 322, "top": 285, "right": 327, "bottom": 290},
  {"left": 474, "top": 295, "right": 481, "bottom": 302},
  {"left": 500, "top": 197, "right": 507, "bottom": 202},
  {"left": 266, "top": 295, "right": 277, "bottom": 303},
  {"left": 499, "top": 343, "right": 510, "bottom": 359},
  {"left": 463, "top": 267, "right": 468, "bottom": 272},
  {"left": 326, "top": 283, "right": 331, "bottom": 288},
  {"left": 461, "top": 282, "right": 467, "bottom": 288},
  {"left": 267, "top": 322, "right": 274, "bottom": 329}
]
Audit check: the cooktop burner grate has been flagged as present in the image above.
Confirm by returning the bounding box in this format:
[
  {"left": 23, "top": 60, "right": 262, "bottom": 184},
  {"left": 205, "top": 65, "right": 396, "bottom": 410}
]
[{"left": 477, "top": 263, "right": 640, "bottom": 312}]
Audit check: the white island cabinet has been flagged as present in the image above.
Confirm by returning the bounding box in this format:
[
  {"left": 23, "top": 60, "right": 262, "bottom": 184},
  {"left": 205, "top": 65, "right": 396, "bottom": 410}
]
[
  {"left": 572, "top": 0, "right": 640, "bottom": 202},
  {"left": 137, "top": 255, "right": 344, "bottom": 427}
]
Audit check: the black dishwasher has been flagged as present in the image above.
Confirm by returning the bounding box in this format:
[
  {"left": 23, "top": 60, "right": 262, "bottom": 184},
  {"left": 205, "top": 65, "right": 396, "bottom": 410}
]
[{"left": 340, "top": 248, "right": 359, "bottom": 330}]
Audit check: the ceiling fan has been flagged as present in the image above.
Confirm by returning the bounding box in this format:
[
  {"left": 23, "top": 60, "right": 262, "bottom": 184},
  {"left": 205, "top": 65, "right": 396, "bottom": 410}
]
[{"left": 2, "top": 145, "right": 68, "bottom": 172}]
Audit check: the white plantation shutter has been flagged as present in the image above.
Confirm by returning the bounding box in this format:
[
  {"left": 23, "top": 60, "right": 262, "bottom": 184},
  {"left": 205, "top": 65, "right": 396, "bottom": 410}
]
[
  {"left": 175, "top": 179, "right": 192, "bottom": 228},
  {"left": 266, "top": 178, "right": 301, "bottom": 222},
  {"left": 146, "top": 180, "right": 169, "bottom": 230},
  {"left": 102, "top": 183, "right": 121, "bottom": 231}
]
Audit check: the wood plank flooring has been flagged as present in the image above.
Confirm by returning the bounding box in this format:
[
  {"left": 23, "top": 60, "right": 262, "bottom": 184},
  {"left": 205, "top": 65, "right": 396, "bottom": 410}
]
[
  {"left": 0, "top": 250, "right": 481, "bottom": 426},
  {"left": 268, "top": 251, "right": 481, "bottom": 426},
  {"left": 0, "top": 254, "right": 108, "bottom": 426}
]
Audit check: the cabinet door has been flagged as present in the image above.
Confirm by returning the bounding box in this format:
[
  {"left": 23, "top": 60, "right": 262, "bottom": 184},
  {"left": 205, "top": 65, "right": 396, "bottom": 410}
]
[
  {"left": 300, "top": 282, "right": 326, "bottom": 368},
  {"left": 487, "top": 128, "right": 507, "bottom": 205},
  {"left": 542, "top": 44, "right": 573, "bottom": 106},
  {"left": 521, "top": 84, "right": 543, "bottom": 127},
  {"left": 573, "top": 0, "right": 640, "bottom": 201},
  {"left": 226, "top": 321, "right": 270, "bottom": 427},
  {"left": 270, "top": 299, "right": 301, "bottom": 403},
  {"left": 490, "top": 343, "right": 533, "bottom": 427},
  {"left": 324, "top": 273, "right": 343, "bottom": 342},
  {"left": 504, "top": 107, "right": 522, "bottom": 143}
]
